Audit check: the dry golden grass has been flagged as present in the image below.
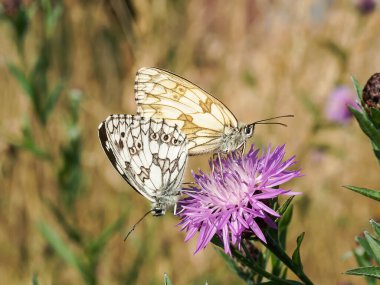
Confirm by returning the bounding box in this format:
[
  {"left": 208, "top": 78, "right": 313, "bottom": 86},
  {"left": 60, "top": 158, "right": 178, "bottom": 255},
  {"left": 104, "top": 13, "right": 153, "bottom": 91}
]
[{"left": 1, "top": 0, "right": 380, "bottom": 284}]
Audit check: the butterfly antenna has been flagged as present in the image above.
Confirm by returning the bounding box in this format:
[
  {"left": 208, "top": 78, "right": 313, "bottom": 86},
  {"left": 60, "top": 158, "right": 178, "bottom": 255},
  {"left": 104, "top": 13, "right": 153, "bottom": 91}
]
[
  {"left": 124, "top": 209, "right": 153, "bottom": 241},
  {"left": 253, "top": 114, "right": 294, "bottom": 127},
  {"left": 256, "top": 122, "right": 288, "bottom": 127}
]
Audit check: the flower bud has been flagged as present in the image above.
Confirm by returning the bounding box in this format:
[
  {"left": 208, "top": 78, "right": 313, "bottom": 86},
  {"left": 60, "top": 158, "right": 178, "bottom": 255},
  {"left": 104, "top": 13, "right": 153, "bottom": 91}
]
[{"left": 362, "top": 73, "right": 380, "bottom": 112}]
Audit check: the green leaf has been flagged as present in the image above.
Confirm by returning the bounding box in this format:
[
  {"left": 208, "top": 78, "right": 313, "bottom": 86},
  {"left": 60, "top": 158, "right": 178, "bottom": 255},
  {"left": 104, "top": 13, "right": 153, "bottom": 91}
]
[
  {"left": 270, "top": 251, "right": 283, "bottom": 278},
  {"left": 18, "top": 119, "right": 50, "bottom": 160},
  {"left": 211, "top": 235, "right": 224, "bottom": 249},
  {"left": 370, "top": 219, "right": 380, "bottom": 237},
  {"left": 365, "top": 232, "right": 380, "bottom": 264},
  {"left": 235, "top": 244, "right": 307, "bottom": 285},
  {"left": 349, "top": 106, "right": 380, "bottom": 150},
  {"left": 68, "top": 89, "right": 83, "bottom": 122},
  {"left": 352, "top": 249, "right": 378, "bottom": 285},
  {"left": 280, "top": 267, "right": 288, "bottom": 279},
  {"left": 291, "top": 232, "right": 305, "bottom": 274},
  {"left": 88, "top": 214, "right": 126, "bottom": 254},
  {"left": 255, "top": 279, "right": 304, "bottom": 285},
  {"left": 369, "top": 108, "right": 380, "bottom": 125},
  {"left": 46, "top": 5, "right": 63, "bottom": 36},
  {"left": 32, "top": 273, "right": 39, "bottom": 285},
  {"left": 164, "top": 273, "right": 173, "bottom": 285},
  {"left": 45, "top": 200, "right": 82, "bottom": 244},
  {"left": 371, "top": 141, "right": 380, "bottom": 166},
  {"left": 7, "top": 63, "right": 33, "bottom": 96},
  {"left": 37, "top": 221, "right": 83, "bottom": 272},
  {"left": 351, "top": 76, "right": 363, "bottom": 101},
  {"left": 277, "top": 196, "right": 295, "bottom": 217},
  {"left": 216, "top": 249, "right": 254, "bottom": 283},
  {"left": 270, "top": 251, "right": 282, "bottom": 277},
  {"left": 356, "top": 236, "right": 373, "bottom": 258},
  {"left": 353, "top": 247, "right": 372, "bottom": 268},
  {"left": 343, "top": 185, "right": 380, "bottom": 202},
  {"left": 278, "top": 205, "right": 293, "bottom": 249},
  {"left": 45, "top": 80, "right": 64, "bottom": 117},
  {"left": 345, "top": 266, "right": 380, "bottom": 279}
]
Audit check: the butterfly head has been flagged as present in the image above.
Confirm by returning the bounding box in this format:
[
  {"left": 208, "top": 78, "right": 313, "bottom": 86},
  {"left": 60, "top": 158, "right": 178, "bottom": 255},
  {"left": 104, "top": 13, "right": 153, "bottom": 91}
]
[
  {"left": 151, "top": 194, "right": 180, "bottom": 216},
  {"left": 152, "top": 207, "right": 165, "bottom": 216}
]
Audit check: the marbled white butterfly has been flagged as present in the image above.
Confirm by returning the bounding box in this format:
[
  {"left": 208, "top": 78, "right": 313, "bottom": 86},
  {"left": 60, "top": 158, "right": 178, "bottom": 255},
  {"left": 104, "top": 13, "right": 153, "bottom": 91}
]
[{"left": 98, "top": 114, "right": 188, "bottom": 216}]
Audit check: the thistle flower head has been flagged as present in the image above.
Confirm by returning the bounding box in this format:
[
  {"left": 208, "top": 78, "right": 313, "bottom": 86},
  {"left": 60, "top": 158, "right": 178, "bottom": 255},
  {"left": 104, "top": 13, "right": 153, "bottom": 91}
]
[{"left": 178, "top": 144, "right": 302, "bottom": 255}]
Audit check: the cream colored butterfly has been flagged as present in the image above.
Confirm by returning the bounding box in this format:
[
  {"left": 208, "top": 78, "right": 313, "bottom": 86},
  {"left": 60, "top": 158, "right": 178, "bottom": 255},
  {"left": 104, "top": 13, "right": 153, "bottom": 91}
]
[{"left": 135, "top": 67, "right": 291, "bottom": 156}]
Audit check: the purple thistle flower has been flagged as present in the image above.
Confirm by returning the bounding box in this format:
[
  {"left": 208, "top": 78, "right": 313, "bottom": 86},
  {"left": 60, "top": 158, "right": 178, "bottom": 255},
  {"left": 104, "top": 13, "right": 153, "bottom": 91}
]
[
  {"left": 325, "top": 86, "right": 360, "bottom": 124},
  {"left": 355, "top": 0, "right": 376, "bottom": 15},
  {"left": 178, "top": 144, "right": 302, "bottom": 255}
]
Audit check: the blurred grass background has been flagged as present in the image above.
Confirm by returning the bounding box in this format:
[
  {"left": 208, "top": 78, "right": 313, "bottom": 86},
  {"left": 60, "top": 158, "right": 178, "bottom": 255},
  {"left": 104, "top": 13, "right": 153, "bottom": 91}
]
[{"left": 1, "top": 0, "right": 380, "bottom": 284}]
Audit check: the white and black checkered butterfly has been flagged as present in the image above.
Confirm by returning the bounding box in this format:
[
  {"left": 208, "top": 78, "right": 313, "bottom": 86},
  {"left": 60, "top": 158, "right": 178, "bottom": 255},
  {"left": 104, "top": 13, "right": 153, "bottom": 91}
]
[{"left": 98, "top": 114, "right": 188, "bottom": 216}]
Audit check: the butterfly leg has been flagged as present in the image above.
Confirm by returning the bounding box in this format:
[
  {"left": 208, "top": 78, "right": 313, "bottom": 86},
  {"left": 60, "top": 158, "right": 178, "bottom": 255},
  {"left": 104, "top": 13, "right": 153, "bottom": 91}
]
[
  {"left": 211, "top": 153, "right": 218, "bottom": 173},
  {"left": 242, "top": 141, "right": 246, "bottom": 155},
  {"left": 182, "top": 188, "right": 199, "bottom": 193},
  {"left": 217, "top": 152, "right": 223, "bottom": 172},
  {"left": 217, "top": 152, "right": 226, "bottom": 181},
  {"left": 174, "top": 203, "right": 185, "bottom": 215}
]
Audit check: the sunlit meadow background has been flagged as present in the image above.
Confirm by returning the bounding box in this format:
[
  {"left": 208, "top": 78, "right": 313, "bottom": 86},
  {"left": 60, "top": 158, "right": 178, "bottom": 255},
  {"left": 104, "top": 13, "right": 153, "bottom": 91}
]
[{"left": 1, "top": 0, "right": 380, "bottom": 284}]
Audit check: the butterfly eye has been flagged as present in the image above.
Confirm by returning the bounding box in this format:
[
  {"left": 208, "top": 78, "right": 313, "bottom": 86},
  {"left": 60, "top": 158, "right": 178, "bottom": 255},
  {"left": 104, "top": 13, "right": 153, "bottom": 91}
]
[
  {"left": 161, "top": 134, "right": 171, "bottom": 142},
  {"left": 150, "top": 132, "right": 159, "bottom": 140},
  {"left": 135, "top": 141, "right": 143, "bottom": 150},
  {"left": 244, "top": 125, "right": 253, "bottom": 136},
  {"left": 130, "top": 146, "right": 137, "bottom": 155}
]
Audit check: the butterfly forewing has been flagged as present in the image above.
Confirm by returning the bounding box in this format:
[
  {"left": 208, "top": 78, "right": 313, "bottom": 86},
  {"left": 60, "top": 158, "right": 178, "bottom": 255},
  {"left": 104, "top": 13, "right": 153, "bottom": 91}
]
[
  {"left": 98, "top": 114, "right": 188, "bottom": 204},
  {"left": 135, "top": 67, "right": 239, "bottom": 155}
]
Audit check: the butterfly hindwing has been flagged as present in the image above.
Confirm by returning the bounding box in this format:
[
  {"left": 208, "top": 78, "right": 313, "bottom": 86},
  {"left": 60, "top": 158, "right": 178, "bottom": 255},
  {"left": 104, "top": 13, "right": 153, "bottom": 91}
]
[
  {"left": 135, "top": 67, "right": 239, "bottom": 155},
  {"left": 98, "top": 114, "right": 188, "bottom": 204}
]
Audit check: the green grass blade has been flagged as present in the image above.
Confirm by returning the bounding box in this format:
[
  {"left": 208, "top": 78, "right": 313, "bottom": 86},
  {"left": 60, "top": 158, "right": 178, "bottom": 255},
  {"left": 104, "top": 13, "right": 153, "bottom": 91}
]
[
  {"left": 345, "top": 266, "right": 380, "bottom": 279},
  {"left": 349, "top": 106, "right": 380, "bottom": 150},
  {"left": 37, "top": 221, "right": 83, "bottom": 272},
  {"left": 7, "top": 63, "right": 33, "bottom": 97},
  {"left": 164, "top": 273, "right": 173, "bottom": 285},
  {"left": 343, "top": 185, "right": 380, "bottom": 202},
  {"left": 364, "top": 232, "right": 380, "bottom": 264}
]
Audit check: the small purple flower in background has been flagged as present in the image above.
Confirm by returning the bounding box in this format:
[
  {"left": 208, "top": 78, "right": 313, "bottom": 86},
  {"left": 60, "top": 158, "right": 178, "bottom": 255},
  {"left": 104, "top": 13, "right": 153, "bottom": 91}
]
[
  {"left": 325, "top": 86, "right": 360, "bottom": 124},
  {"left": 178, "top": 144, "right": 302, "bottom": 255},
  {"left": 2, "top": 0, "right": 22, "bottom": 16},
  {"left": 355, "top": 0, "right": 376, "bottom": 15}
]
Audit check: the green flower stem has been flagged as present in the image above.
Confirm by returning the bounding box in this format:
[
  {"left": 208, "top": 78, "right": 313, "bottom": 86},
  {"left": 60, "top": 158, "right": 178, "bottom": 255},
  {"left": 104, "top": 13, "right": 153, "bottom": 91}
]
[{"left": 261, "top": 236, "right": 313, "bottom": 285}]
